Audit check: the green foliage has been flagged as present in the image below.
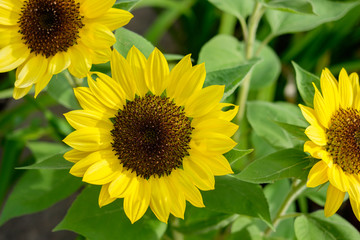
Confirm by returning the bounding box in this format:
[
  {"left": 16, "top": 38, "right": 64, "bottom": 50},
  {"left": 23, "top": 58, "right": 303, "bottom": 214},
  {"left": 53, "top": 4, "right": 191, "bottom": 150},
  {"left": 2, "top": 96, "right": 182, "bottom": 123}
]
[
  {"left": 260, "top": 0, "right": 314, "bottom": 14},
  {"left": 237, "top": 149, "right": 310, "bottom": 184},
  {"left": 114, "top": 0, "right": 140, "bottom": 11},
  {"left": 198, "top": 35, "right": 281, "bottom": 90},
  {"left": 208, "top": 0, "right": 255, "bottom": 19},
  {"left": 202, "top": 175, "right": 272, "bottom": 226},
  {"left": 294, "top": 211, "right": 360, "bottom": 240},
  {"left": 265, "top": 0, "right": 359, "bottom": 36},
  {"left": 247, "top": 101, "right": 307, "bottom": 149},
  {"left": 54, "top": 186, "right": 167, "bottom": 240}
]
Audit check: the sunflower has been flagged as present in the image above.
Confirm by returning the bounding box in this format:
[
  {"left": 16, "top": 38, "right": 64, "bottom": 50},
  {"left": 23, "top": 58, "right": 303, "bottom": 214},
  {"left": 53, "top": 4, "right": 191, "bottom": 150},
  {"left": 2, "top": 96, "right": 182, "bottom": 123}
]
[
  {"left": 62, "top": 46, "right": 238, "bottom": 223},
  {"left": 299, "top": 68, "right": 360, "bottom": 220},
  {"left": 0, "top": 0, "right": 133, "bottom": 99}
]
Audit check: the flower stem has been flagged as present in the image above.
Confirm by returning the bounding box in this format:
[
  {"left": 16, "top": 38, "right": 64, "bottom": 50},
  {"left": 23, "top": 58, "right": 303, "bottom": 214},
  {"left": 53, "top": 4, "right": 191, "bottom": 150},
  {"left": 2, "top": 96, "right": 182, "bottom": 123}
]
[{"left": 264, "top": 180, "right": 307, "bottom": 237}]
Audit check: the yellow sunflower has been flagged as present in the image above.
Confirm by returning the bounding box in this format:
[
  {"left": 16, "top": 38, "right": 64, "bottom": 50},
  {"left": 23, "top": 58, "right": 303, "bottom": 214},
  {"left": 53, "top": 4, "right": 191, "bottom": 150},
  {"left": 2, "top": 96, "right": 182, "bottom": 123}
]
[
  {"left": 0, "top": 0, "right": 133, "bottom": 99},
  {"left": 299, "top": 68, "right": 360, "bottom": 220},
  {"left": 62, "top": 46, "right": 238, "bottom": 223}
]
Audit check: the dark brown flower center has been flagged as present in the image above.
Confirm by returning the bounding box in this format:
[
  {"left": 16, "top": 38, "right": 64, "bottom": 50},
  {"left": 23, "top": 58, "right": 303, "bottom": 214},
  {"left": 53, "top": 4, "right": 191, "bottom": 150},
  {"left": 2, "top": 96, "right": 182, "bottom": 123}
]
[
  {"left": 326, "top": 108, "right": 360, "bottom": 174},
  {"left": 18, "top": 0, "right": 84, "bottom": 58},
  {"left": 111, "top": 94, "right": 193, "bottom": 179}
]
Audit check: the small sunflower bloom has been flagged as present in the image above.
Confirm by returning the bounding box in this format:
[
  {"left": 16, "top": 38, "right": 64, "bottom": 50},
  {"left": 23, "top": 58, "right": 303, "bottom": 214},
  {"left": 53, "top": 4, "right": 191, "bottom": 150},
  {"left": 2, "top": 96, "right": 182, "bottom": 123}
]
[
  {"left": 299, "top": 68, "right": 360, "bottom": 220},
  {"left": 62, "top": 47, "right": 238, "bottom": 223},
  {"left": 0, "top": 0, "right": 133, "bottom": 99}
]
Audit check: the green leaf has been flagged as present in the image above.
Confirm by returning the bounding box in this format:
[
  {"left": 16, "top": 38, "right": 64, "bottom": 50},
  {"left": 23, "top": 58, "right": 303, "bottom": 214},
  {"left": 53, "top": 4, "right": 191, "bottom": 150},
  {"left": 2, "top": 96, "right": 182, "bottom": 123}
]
[
  {"left": 293, "top": 61, "right": 320, "bottom": 107},
  {"left": 27, "top": 141, "right": 68, "bottom": 161},
  {"left": 198, "top": 35, "right": 280, "bottom": 90},
  {"left": 260, "top": 0, "right": 314, "bottom": 14},
  {"left": 265, "top": 0, "right": 359, "bottom": 36},
  {"left": 55, "top": 186, "right": 167, "bottom": 240},
  {"left": 205, "top": 61, "right": 258, "bottom": 100},
  {"left": 225, "top": 146, "right": 253, "bottom": 165},
  {"left": 17, "top": 151, "right": 73, "bottom": 170},
  {"left": 228, "top": 216, "right": 262, "bottom": 240},
  {"left": 114, "top": 28, "right": 154, "bottom": 58},
  {"left": 294, "top": 211, "right": 360, "bottom": 240},
  {"left": 114, "top": 0, "right": 140, "bottom": 10},
  {"left": 237, "top": 148, "right": 310, "bottom": 183},
  {"left": 247, "top": 101, "right": 307, "bottom": 149},
  {"left": 274, "top": 121, "right": 308, "bottom": 142},
  {"left": 202, "top": 175, "right": 272, "bottom": 226},
  {"left": 0, "top": 169, "right": 82, "bottom": 226},
  {"left": 47, "top": 71, "right": 81, "bottom": 110},
  {"left": 208, "top": 0, "right": 255, "bottom": 19}
]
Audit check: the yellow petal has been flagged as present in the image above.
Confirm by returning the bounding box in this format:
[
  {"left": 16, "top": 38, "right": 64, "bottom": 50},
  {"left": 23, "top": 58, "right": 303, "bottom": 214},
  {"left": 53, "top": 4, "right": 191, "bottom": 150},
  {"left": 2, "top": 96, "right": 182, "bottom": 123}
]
[
  {"left": 13, "top": 85, "right": 32, "bottom": 100},
  {"left": 80, "top": 22, "right": 115, "bottom": 49},
  {"left": 338, "top": 68, "right": 353, "bottom": 109},
  {"left": 191, "top": 132, "right": 237, "bottom": 154},
  {"left": 83, "top": 156, "right": 121, "bottom": 185},
  {"left": 307, "top": 160, "right": 328, "bottom": 188},
  {"left": 185, "top": 85, "right": 224, "bottom": 118},
  {"left": 327, "top": 164, "right": 349, "bottom": 192},
  {"left": 127, "top": 46, "right": 148, "bottom": 97},
  {"left": 313, "top": 83, "right": 331, "bottom": 129},
  {"left": 164, "top": 174, "right": 186, "bottom": 219},
  {"left": 189, "top": 148, "right": 233, "bottom": 176},
  {"left": 0, "top": 26, "right": 21, "bottom": 48},
  {"left": 90, "top": 8, "right": 133, "bottom": 31},
  {"left": 124, "top": 178, "right": 151, "bottom": 223},
  {"left": 320, "top": 69, "right": 339, "bottom": 115},
  {"left": 99, "top": 183, "right": 117, "bottom": 207},
  {"left": 193, "top": 118, "right": 238, "bottom": 137},
  {"left": 91, "top": 47, "right": 112, "bottom": 64},
  {"left": 111, "top": 50, "right": 137, "bottom": 100},
  {"left": 15, "top": 55, "right": 48, "bottom": 88},
  {"left": 87, "top": 74, "right": 125, "bottom": 110},
  {"left": 149, "top": 177, "right": 171, "bottom": 223},
  {"left": 64, "top": 110, "right": 113, "bottom": 130},
  {"left": 350, "top": 196, "right": 360, "bottom": 221},
  {"left": 69, "top": 150, "right": 106, "bottom": 177},
  {"left": 73, "top": 87, "right": 116, "bottom": 117},
  {"left": 217, "top": 103, "right": 239, "bottom": 121},
  {"left": 172, "top": 169, "right": 205, "bottom": 208},
  {"left": 67, "top": 44, "right": 92, "bottom": 78},
  {"left": 0, "top": 42, "right": 30, "bottom": 72},
  {"left": 145, "top": 47, "right": 169, "bottom": 95},
  {"left": 304, "top": 125, "right": 327, "bottom": 146},
  {"left": 183, "top": 156, "right": 215, "bottom": 190},
  {"left": 0, "top": 0, "right": 21, "bottom": 25},
  {"left": 303, "top": 141, "right": 326, "bottom": 159},
  {"left": 34, "top": 71, "right": 53, "bottom": 97},
  {"left": 63, "top": 149, "right": 91, "bottom": 163},
  {"left": 167, "top": 54, "right": 192, "bottom": 97},
  {"left": 298, "top": 104, "right": 321, "bottom": 128},
  {"left": 324, "top": 184, "right": 345, "bottom": 217},
  {"left": 48, "top": 52, "right": 71, "bottom": 74},
  {"left": 63, "top": 127, "right": 112, "bottom": 152},
  {"left": 80, "top": 0, "right": 115, "bottom": 18},
  {"left": 108, "top": 170, "right": 135, "bottom": 198}
]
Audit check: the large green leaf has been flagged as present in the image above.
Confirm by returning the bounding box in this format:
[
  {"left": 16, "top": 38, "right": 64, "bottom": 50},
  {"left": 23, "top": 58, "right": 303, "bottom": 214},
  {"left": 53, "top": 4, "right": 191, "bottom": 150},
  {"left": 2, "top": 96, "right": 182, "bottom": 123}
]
[
  {"left": 208, "top": 0, "right": 255, "bottom": 19},
  {"left": 202, "top": 175, "right": 272, "bottom": 226},
  {"left": 55, "top": 186, "right": 167, "bottom": 240},
  {"left": 0, "top": 169, "right": 82, "bottom": 226},
  {"left": 114, "top": 28, "right": 155, "bottom": 58},
  {"left": 237, "top": 148, "right": 309, "bottom": 184},
  {"left": 294, "top": 211, "right": 360, "bottom": 240},
  {"left": 247, "top": 101, "right": 307, "bottom": 149},
  {"left": 47, "top": 71, "right": 81, "bottom": 110},
  {"left": 293, "top": 61, "right": 320, "bottom": 107},
  {"left": 260, "top": 0, "right": 314, "bottom": 14},
  {"left": 198, "top": 35, "right": 280, "bottom": 90},
  {"left": 265, "top": 0, "right": 359, "bottom": 36},
  {"left": 114, "top": 0, "right": 140, "bottom": 10},
  {"left": 205, "top": 61, "right": 258, "bottom": 100}
]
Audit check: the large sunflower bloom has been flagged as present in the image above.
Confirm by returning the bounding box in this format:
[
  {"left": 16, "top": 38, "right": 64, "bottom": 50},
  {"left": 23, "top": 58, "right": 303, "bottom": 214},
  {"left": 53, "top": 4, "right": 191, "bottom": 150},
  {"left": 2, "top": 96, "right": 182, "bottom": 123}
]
[
  {"left": 0, "top": 0, "right": 133, "bottom": 99},
  {"left": 299, "top": 68, "right": 360, "bottom": 220},
  {"left": 62, "top": 47, "right": 238, "bottom": 223}
]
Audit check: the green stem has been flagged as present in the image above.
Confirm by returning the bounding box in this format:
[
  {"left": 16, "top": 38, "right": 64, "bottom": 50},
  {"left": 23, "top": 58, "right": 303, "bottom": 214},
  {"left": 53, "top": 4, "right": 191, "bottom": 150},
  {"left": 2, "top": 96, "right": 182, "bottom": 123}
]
[
  {"left": 236, "top": 2, "right": 264, "bottom": 131},
  {"left": 255, "top": 33, "right": 274, "bottom": 56},
  {"left": 219, "top": 13, "right": 237, "bottom": 35},
  {"left": 264, "top": 180, "right": 307, "bottom": 237},
  {"left": 238, "top": 16, "right": 248, "bottom": 42}
]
